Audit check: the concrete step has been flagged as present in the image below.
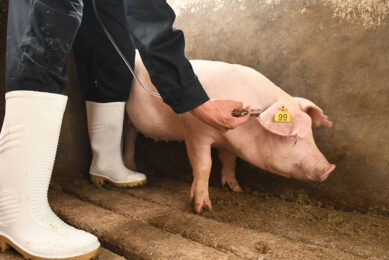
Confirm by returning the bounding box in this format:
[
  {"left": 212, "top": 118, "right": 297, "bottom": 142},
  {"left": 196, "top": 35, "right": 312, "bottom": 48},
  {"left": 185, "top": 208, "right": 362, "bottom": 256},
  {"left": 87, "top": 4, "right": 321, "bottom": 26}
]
[
  {"left": 48, "top": 190, "right": 234, "bottom": 260},
  {"left": 0, "top": 248, "right": 125, "bottom": 260},
  {"left": 56, "top": 176, "right": 389, "bottom": 259}
]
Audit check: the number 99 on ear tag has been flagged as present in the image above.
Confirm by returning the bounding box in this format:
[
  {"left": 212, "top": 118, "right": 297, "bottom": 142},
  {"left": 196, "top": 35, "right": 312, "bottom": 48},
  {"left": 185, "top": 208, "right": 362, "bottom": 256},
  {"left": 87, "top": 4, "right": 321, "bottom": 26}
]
[{"left": 274, "top": 106, "right": 291, "bottom": 122}]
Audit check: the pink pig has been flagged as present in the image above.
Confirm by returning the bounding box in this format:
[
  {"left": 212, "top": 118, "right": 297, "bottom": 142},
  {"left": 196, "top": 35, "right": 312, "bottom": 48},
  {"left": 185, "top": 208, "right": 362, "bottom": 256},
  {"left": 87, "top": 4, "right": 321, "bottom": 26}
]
[{"left": 123, "top": 55, "right": 336, "bottom": 213}]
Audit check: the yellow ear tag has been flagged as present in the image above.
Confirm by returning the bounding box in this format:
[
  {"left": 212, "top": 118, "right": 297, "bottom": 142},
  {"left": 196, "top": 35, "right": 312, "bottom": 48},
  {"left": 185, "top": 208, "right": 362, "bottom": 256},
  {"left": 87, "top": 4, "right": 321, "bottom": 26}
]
[{"left": 274, "top": 106, "right": 291, "bottom": 122}]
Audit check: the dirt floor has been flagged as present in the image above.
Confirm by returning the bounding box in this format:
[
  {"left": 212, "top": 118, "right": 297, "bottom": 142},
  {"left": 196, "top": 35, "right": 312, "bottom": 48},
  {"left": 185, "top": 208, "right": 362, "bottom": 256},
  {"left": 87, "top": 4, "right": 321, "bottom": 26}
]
[
  {"left": 57, "top": 174, "right": 389, "bottom": 259},
  {"left": 3, "top": 172, "right": 387, "bottom": 259}
]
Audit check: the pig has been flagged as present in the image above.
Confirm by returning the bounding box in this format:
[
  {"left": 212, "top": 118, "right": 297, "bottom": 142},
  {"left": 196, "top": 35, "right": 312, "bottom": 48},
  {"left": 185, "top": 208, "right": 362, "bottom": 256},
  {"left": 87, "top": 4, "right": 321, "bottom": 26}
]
[{"left": 123, "top": 54, "right": 336, "bottom": 213}]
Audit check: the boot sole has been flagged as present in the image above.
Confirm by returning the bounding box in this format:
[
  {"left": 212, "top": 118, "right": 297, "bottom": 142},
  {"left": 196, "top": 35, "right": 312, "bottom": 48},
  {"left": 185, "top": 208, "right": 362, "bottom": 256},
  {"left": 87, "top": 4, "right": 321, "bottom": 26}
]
[
  {"left": 0, "top": 235, "right": 100, "bottom": 260},
  {"left": 90, "top": 174, "right": 147, "bottom": 188}
]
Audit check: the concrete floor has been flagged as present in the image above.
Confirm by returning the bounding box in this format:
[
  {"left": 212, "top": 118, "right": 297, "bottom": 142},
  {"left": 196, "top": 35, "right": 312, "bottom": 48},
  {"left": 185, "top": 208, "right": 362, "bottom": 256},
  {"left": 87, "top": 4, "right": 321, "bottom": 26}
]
[{"left": 3, "top": 173, "right": 388, "bottom": 260}]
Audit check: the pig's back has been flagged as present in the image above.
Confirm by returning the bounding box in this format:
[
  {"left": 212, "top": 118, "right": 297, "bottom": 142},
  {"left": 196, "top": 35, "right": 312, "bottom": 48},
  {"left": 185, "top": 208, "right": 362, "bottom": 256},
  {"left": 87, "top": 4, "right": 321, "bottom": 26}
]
[{"left": 190, "top": 60, "right": 290, "bottom": 110}]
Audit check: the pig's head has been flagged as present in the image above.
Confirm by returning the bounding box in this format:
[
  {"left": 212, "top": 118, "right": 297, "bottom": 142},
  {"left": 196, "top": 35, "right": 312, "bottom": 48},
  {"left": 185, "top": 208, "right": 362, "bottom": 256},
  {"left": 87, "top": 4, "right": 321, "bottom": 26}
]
[{"left": 257, "top": 98, "right": 335, "bottom": 182}]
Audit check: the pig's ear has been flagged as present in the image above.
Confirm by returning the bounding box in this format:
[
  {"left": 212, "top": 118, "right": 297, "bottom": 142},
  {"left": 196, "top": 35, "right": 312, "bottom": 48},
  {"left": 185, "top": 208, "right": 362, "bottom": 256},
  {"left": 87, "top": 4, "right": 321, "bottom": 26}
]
[
  {"left": 258, "top": 101, "right": 312, "bottom": 138},
  {"left": 294, "top": 97, "right": 333, "bottom": 127}
]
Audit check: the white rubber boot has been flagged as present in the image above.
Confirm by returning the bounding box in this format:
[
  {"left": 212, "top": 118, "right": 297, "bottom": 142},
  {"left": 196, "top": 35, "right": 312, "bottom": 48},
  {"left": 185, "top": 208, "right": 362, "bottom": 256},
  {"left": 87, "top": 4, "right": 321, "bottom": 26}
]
[
  {"left": 0, "top": 91, "right": 100, "bottom": 260},
  {"left": 86, "top": 101, "right": 147, "bottom": 188}
]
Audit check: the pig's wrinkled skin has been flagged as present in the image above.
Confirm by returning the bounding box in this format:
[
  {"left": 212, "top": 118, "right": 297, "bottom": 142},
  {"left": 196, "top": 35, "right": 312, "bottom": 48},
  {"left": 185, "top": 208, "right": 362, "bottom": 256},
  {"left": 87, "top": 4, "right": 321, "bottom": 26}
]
[{"left": 123, "top": 55, "right": 336, "bottom": 213}]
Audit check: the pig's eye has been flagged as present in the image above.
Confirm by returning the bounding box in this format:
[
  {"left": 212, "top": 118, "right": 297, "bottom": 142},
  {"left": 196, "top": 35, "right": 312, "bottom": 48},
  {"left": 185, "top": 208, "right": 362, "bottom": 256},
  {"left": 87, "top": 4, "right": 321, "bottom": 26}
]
[{"left": 281, "top": 135, "right": 298, "bottom": 145}]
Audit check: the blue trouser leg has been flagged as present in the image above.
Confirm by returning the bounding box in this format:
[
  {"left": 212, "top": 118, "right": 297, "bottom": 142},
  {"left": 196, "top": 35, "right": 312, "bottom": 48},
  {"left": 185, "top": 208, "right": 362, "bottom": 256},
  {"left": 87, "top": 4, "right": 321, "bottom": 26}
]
[
  {"left": 6, "top": 0, "right": 83, "bottom": 94},
  {"left": 73, "top": 0, "right": 135, "bottom": 102}
]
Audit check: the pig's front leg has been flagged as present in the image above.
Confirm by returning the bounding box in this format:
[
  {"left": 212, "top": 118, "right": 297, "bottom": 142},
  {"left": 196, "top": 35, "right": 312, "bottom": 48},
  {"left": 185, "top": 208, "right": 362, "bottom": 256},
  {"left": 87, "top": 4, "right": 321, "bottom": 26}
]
[
  {"left": 186, "top": 138, "right": 213, "bottom": 213},
  {"left": 218, "top": 149, "right": 243, "bottom": 192},
  {"left": 123, "top": 117, "right": 138, "bottom": 171}
]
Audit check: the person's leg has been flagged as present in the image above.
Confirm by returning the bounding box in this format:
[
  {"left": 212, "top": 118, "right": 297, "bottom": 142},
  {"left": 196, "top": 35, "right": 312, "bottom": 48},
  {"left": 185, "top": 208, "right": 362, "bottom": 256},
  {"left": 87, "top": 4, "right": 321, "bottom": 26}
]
[
  {"left": 73, "top": 0, "right": 146, "bottom": 188},
  {"left": 73, "top": 0, "right": 135, "bottom": 102},
  {"left": 0, "top": 1, "right": 100, "bottom": 259},
  {"left": 6, "top": 0, "right": 82, "bottom": 93}
]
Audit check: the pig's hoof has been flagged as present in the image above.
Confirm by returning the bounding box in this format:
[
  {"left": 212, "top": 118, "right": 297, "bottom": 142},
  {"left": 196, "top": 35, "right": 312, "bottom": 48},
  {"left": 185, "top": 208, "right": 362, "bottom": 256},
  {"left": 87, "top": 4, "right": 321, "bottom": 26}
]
[
  {"left": 190, "top": 193, "right": 212, "bottom": 213},
  {"left": 222, "top": 179, "right": 243, "bottom": 193},
  {"left": 193, "top": 199, "right": 213, "bottom": 214}
]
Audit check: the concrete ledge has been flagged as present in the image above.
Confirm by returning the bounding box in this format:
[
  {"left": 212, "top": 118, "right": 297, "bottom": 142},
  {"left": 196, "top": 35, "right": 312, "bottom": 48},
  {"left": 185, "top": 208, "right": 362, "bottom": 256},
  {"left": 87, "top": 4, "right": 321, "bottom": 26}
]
[{"left": 49, "top": 190, "right": 234, "bottom": 259}]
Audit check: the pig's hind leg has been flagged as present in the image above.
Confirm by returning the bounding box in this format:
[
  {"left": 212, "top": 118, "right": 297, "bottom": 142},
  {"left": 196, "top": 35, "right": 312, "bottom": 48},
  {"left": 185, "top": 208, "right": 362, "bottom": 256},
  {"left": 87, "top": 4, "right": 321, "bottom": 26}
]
[
  {"left": 186, "top": 138, "right": 213, "bottom": 213},
  {"left": 218, "top": 149, "right": 243, "bottom": 192},
  {"left": 123, "top": 116, "right": 138, "bottom": 171}
]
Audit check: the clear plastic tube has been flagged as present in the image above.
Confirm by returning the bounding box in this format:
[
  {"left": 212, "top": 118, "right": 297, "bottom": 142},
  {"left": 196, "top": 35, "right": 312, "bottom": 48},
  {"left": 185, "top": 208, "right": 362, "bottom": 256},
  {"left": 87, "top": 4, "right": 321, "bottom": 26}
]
[{"left": 92, "top": 0, "right": 162, "bottom": 98}]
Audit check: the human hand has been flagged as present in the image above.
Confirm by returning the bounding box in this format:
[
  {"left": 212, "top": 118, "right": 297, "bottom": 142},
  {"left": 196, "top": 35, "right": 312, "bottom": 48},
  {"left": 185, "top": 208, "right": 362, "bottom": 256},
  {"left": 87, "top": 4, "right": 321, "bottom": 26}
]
[{"left": 190, "top": 99, "right": 250, "bottom": 132}]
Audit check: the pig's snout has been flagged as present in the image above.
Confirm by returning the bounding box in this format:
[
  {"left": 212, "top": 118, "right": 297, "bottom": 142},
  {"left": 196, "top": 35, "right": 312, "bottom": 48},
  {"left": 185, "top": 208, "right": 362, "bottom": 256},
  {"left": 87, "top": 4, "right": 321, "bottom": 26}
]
[
  {"left": 299, "top": 154, "right": 336, "bottom": 182},
  {"left": 317, "top": 164, "right": 336, "bottom": 182}
]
